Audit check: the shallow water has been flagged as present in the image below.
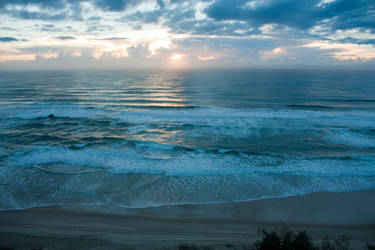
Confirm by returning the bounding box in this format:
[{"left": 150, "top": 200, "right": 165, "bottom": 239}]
[{"left": 1, "top": 69, "right": 375, "bottom": 209}]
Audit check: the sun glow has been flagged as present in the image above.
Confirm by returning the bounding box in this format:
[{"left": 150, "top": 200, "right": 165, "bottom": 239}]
[
  {"left": 170, "top": 53, "right": 185, "bottom": 60},
  {"left": 167, "top": 53, "right": 188, "bottom": 69}
]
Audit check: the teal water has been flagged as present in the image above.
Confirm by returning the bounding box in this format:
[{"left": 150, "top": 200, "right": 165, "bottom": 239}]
[{"left": 0, "top": 69, "right": 375, "bottom": 209}]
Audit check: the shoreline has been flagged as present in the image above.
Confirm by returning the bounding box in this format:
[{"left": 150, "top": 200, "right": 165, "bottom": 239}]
[{"left": 1, "top": 190, "right": 375, "bottom": 249}]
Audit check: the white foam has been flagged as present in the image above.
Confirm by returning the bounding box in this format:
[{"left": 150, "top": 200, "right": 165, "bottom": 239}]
[
  {"left": 118, "top": 107, "right": 375, "bottom": 130},
  {"left": 2, "top": 145, "right": 375, "bottom": 210},
  {"left": 7, "top": 146, "right": 247, "bottom": 176},
  {"left": 325, "top": 129, "right": 375, "bottom": 148},
  {"left": 1, "top": 103, "right": 375, "bottom": 144},
  {"left": 6, "top": 145, "right": 375, "bottom": 177},
  {"left": 1, "top": 103, "right": 375, "bottom": 209},
  {"left": 2, "top": 103, "right": 375, "bottom": 130}
]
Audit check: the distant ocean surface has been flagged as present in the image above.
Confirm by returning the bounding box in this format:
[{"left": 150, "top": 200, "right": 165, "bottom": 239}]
[{"left": 1, "top": 69, "right": 375, "bottom": 210}]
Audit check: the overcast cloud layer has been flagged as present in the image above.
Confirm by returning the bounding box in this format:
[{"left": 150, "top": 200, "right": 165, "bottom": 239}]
[{"left": 0, "top": 0, "right": 374, "bottom": 69}]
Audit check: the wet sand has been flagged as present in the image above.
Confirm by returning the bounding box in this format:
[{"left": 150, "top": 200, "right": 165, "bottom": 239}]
[{"left": 1, "top": 190, "right": 374, "bottom": 249}]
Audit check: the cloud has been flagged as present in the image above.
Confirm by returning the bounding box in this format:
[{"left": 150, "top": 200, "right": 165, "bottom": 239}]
[
  {"left": 0, "top": 0, "right": 82, "bottom": 20},
  {"left": 129, "top": 9, "right": 164, "bottom": 23},
  {"left": 91, "top": 46, "right": 129, "bottom": 59},
  {"left": 87, "top": 24, "right": 114, "bottom": 32},
  {"left": 206, "top": 0, "right": 318, "bottom": 30},
  {"left": 72, "top": 51, "right": 83, "bottom": 57},
  {"left": 0, "top": 37, "right": 18, "bottom": 42},
  {"left": 205, "top": 0, "right": 375, "bottom": 31},
  {"left": 165, "top": 11, "right": 259, "bottom": 37},
  {"left": 132, "top": 24, "right": 143, "bottom": 30},
  {"left": 259, "top": 47, "right": 287, "bottom": 60},
  {"left": 0, "top": 48, "right": 36, "bottom": 62},
  {"left": 303, "top": 41, "right": 375, "bottom": 61},
  {"left": 0, "top": 54, "right": 35, "bottom": 63},
  {"left": 39, "top": 51, "right": 59, "bottom": 59},
  {"left": 338, "top": 37, "right": 375, "bottom": 45},
  {"left": 148, "top": 39, "right": 171, "bottom": 56},
  {"left": 0, "top": 0, "right": 66, "bottom": 9},
  {"left": 197, "top": 56, "right": 218, "bottom": 61},
  {"left": 55, "top": 36, "right": 76, "bottom": 40},
  {"left": 38, "top": 24, "right": 60, "bottom": 32},
  {"left": 93, "top": 0, "right": 137, "bottom": 12},
  {"left": 157, "top": 0, "right": 165, "bottom": 9},
  {"left": 0, "top": 0, "right": 374, "bottom": 68},
  {"left": 322, "top": 0, "right": 375, "bottom": 30},
  {"left": 170, "top": 53, "right": 185, "bottom": 60},
  {"left": 99, "top": 37, "right": 127, "bottom": 41},
  {"left": 1, "top": 0, "right": 369, "bottom": 36},
  {"left": 9, "top": 10, "right": 67, "bottom": 20}
]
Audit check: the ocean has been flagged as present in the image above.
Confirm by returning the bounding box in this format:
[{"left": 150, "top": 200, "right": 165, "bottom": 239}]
[{"left": 0, "top": 69, "right": 374, "bottom": 210}]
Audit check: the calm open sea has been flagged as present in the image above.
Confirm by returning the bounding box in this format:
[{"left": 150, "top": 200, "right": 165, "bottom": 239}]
[{"left": 0, "top": 69, "right": 374, "bottom": 209}]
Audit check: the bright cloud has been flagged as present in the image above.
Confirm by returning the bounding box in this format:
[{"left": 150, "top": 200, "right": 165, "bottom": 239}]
[
  {"left": 0, "top": 53, "right": 35, "bottom": 63},
  {"left": 197, "top": 56, "right": 218, "bottom": 61},
  {"left": 72, "top": 51, "right": 82, "bottom": 58},
  {"left": 148, "top": 39, "right": 171, "bottom": 56},
  {"left": 303, "top": 41, "right": 375, "bottom": 61},
  {"left": 259, "top": 47, "right": 287, "bottom": 60},
  {"left": 170, "top": 53, "right": 185, "bottom": 60},
  {"left": 39, "top": 51, "right": 59, "bottom": 59},
  {"left": 0, "top": 48, "right": 35, "bottom": 62}
]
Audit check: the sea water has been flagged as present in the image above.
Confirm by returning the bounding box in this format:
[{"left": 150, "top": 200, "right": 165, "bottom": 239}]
[{"left": 0, "top": 69, "right": 374, "bottom": 209}]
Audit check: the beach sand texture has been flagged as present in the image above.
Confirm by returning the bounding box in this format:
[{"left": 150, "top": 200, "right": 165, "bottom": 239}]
[{"left": 1, "top": 190, "right": 374, "bottom": 249}]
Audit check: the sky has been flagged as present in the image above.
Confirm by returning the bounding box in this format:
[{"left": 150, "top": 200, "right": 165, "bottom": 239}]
[{"left": 0, "top": 0, "right": 374, "bottom": 70}]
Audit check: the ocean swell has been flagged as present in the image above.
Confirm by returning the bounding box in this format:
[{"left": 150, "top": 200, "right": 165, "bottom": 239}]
[{"left": 1, "top": 102, "right": 375, "bottom": 210}]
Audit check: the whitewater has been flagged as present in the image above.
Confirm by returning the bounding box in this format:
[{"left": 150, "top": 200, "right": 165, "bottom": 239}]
[{"left": 0, "top": 69, "right": 374, "bottom": 210}]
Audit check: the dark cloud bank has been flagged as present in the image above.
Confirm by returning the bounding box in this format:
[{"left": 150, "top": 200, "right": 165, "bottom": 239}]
[{"left": 0, "top": 0, "right": 373, "bottom": 33}]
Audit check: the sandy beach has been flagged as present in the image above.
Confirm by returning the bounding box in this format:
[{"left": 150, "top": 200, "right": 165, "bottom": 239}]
[{"left": 1, "top": 190, "right": 374, "bottom": 249}]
